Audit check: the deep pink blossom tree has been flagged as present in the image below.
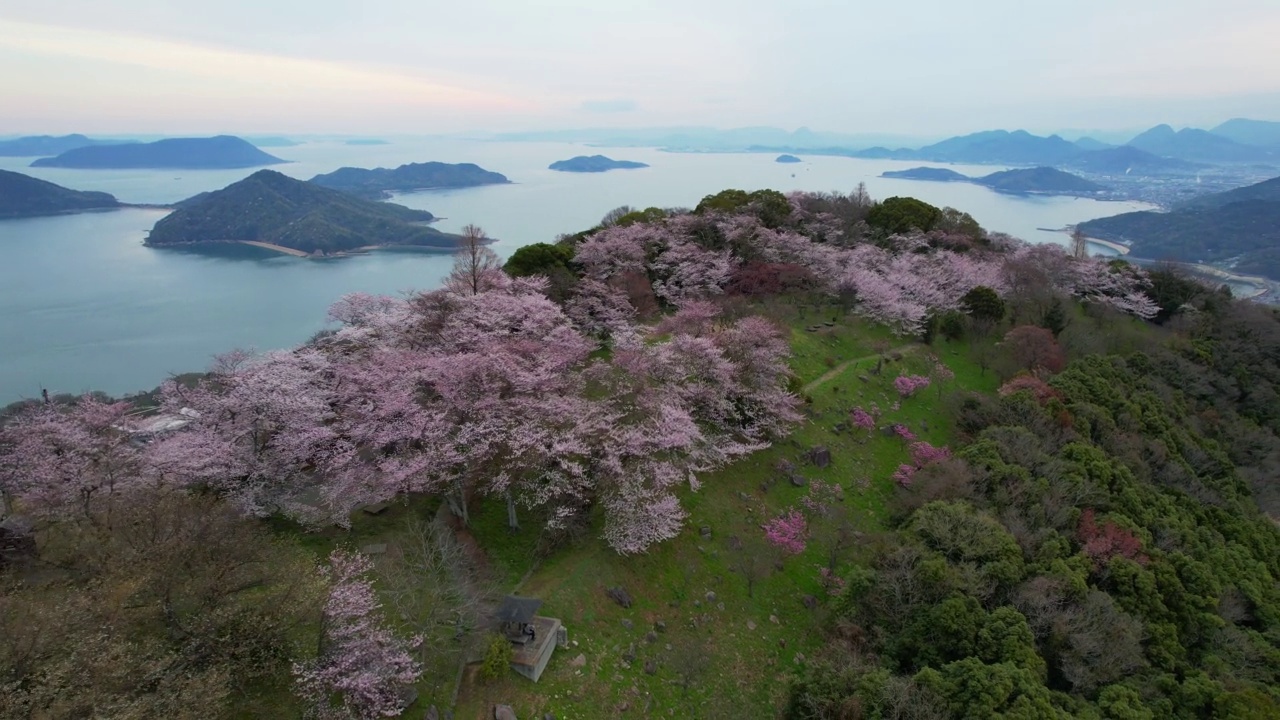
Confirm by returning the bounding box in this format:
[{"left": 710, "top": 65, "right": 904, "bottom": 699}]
[
  {"left": 764, "top": 509, "right": 808, "bottom": 554},
  {"left": 893, "top": 374, "right": 932, "bottom": 398}
]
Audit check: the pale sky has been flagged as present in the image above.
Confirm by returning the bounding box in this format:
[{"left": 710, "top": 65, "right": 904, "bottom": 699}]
[{"left": 2, "top": 0, "right": 1279, "bottom": 136}]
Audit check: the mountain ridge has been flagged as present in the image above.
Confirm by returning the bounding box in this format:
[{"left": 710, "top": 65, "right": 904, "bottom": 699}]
[{"left": 32, "top": 136, "right": 286, "bottom": 169}]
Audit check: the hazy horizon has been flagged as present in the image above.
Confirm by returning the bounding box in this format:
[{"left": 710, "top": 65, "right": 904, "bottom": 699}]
[{"left": 3, "top": 0, "right": 1280, "bottom": 137}]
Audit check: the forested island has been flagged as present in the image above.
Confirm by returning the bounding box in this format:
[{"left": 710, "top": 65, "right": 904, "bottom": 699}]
[
  {"left": 775, "top": 154, "right": 802, "bottom": 163},
  {"left": 883, "top": 165, "right": 1107, "bottom": 196},
  {"left": 4, "top": 184, "right": 1279, "bottom": 719},
  {"left": 0, "top": 134, "right": 127, "bottom": 157},
  {"left": 1079, "top": 175, "right": 1280, "bottom": 279},
  {"left": 31, "top": 135, "right": 286, "bottom": 169},
  {"left": 0, "top": 169, "right": 121, "bottom": 219},
  {"left": 548, "top": 154, "right": 649, "bottom": 172},
  {"left": 145, "top": 170, "right": 459, "bottom": 255},
  {"left": 309, "top": 161, "right": 510, "bottom": 200}
]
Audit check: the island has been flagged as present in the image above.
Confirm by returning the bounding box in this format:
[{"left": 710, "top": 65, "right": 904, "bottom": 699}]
[
  {"left": 775, "top": 154, "right": 803, "bottom": 163},
  {"left": 245, "top": 136, "right": 303, "bottom": 148},
  {"left": 0, "top": 169, "right": 121, "bottom": 219},
  {"left": 882, "top": 166, "right": 1105, "bottom": 196},
  {"left": 144, "top": 170, "right": 462, "bottom": 256},
  {"left": 0, "top": 134, "right": 129, "bottom": 157},
  {"left": 548, "top": 155, "right": 649, "bottom": 172},
  {"left": 344, "top": 139, "right": 390, "bottom": 146},
  {"left": 309, "top": 161, "right": 511, "bottom": 200},
  {"left": 31, "top": 136, "right": 286, "bottom": 170},
  {"left": 1077, "top": 175, "right": 1280, "bottom": 280}
]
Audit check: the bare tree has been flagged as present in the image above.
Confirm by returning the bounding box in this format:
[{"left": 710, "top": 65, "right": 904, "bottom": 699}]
[
  {"left": 445, "top": 224, "right": 503, "bottom": 296},
  {"left": 1070, "top": 227, "right": 1089, "bottom": 259},
  {"left": 669, "top": 634, "right": 711, "bottom": 697},
  {"left": 728, "top": 534, "right": 779, "bottom": 598},
  {"left": 600, "top": 205, "right": 636, "bottom": 227}
]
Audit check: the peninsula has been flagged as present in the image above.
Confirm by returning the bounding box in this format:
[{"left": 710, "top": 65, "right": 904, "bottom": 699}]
[
  {"left": 145, "top": 170, "right": 460, "bottom": 256},
  {"left": 0, "top": 169, "right": 121, "bottom": 219},
  {"left": 32, "top": 136, "right": 286, "bottom": 170},
  {"left": 548, "top": 155, "right": 649, "bottom": 172},
  {"left": 309, "top": 161, "right": 510, "bottom": 200},
  {"left": 882, "top": 165, "right": 1106, "bottom": 196},
  {"left": 1077, "top": 175, "right": 1280, "bottom": 280}
]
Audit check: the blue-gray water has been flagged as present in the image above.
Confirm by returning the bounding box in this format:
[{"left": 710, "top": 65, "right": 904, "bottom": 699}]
[{"left": 0, "top": 139, "right": 1154, "bottom": 402}]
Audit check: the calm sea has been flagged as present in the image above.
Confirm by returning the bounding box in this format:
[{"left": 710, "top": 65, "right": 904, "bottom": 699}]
[{"left": 0, "top": 139, "right": 1154, "bottom": 402}]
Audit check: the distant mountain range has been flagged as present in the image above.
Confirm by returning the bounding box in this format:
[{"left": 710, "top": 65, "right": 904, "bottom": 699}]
[
  {"left": 1077, "top": 175, "right": 1280, "bottom": 280},
  {"left": 1210, "top": 119, "right": 1280, "bottom": 148},
  {"left": 31, "top": 136, "right": 286, "bottom": 169},
  {"left": 146, "top": 170, "right": 459, "bottom": 255},
  {"left": 0, "top": 134, "right": 130, "bottom": 157},
  {"left": 492, "top": 126, "right": 936, "bottom": 151},
  {"left": 0, "top": 170, "right": 121, "bottom": 219},
  {"left": 310, "top": 162, "right": 510, "bottom": 200},
  {"left": 851, "top": 127, "right": 1275, "bottom": 168},
  {"left": 548, "top": 155, "right": 649, "bottom": 172},
  {"left": 882, "top": 166, "right": 1105, "bottom": 196}
]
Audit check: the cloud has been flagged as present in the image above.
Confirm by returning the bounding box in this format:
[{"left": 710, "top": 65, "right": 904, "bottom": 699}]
[{"left": 579, "top": 99, "right": 638, "bottom": 114}]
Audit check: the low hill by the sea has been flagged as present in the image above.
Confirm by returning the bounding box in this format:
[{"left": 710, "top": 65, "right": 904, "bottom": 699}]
[
  {"left": 882, "top": 166, "right": 1104, "bottom": 196},
  {"left": 309, "top": 161, "right": 510, "bottom": 200},
  {"left": 145, "top": 170, "right": 458, "bottom": 255},
  {"left": 1078, "top": 175, "right": 1280, "bottom": 279},
  {"left": 0, "top": 169, "right": 121, "bottom": 219},
  {"left": 548, "top": 155, "right": 649, "bottom": 172},
  {"left": 32, "top": 136, "right": 286, "bottom": 169},
  {"left": 0, "top": 134, "right": 128, "bottom": 157}
]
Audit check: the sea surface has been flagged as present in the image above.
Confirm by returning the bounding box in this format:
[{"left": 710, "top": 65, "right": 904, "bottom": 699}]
[{"left": 0, "top": 139, "right": 1155, "bottom": 402}]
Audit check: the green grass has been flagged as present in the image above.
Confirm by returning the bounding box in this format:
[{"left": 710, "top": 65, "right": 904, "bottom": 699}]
[{"left": 451, "top": 318, "right": 997, "bottom": 719}]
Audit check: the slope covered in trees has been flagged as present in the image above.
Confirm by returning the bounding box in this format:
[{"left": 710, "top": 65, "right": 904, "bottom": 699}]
[
  {"left": 145, "top": 170, "right": 458, "bottom": 254},
  {"left": 11, "top": 184, "right": 1274, "bottom": 718},
  {"left": 1078, "top": 175, "right": 1280, "bottom": 279},
  {"left": 0, "top": 169, "right": 121, "bottom": 219}
]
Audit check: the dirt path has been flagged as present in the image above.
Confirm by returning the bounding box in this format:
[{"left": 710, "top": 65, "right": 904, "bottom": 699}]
[{"left": 803, "top": 343, "right": 924, "bottom": 393}]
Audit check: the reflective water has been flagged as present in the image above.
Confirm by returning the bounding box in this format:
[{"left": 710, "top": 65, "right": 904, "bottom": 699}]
[{"left": 0, "top": 139, "right": 1153, "bottom": 401}]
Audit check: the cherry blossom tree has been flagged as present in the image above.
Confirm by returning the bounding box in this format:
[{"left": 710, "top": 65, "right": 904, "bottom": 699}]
[
  {"left": 293, "top": 549, "right": 422, "bottom": 719},
  {"left": 0, "top": 395, "right": 146, "bottom": 519},
  {"left": 893, "top": 375, "right": 932, "bottom": 398},
  {"left": 764, "top": 509, "right": 808, "bottom": 554}
]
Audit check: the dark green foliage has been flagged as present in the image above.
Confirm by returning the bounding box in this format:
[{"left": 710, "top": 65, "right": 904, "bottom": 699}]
[
  {"left": 866, "top": 196, "right": 943, "bottom": 235},
  {"left": 503, "top": 242, "right": 573, "bottom": 277},
  {"left": 146, "top": 170, "right": 458, "bottom": 254},
  {"left": 695, "top": 188, "right": 792, "bottom": 228},
  {"left": 1144, "top": 268, "right": 1208, "bottom": 322},
  {"left": 503, "top": 242, "right": 578, "bottom": 302},
  {"left": 962, "top": 286, "right": 1006, "bottom": 323},
  {"left": 1041, "top": 298, "right": 1068, "bottom": 336},
  {"left": 614, "top": 207, "right": 668, "bottom": 227},
  {"left": 936, "top": 207, "right": 986, "bottom": 242},
  {"left": 480, "top": 633, "right": 513, "bottom": 680},
  {"left": 940, "top": 311, "right": 968, "bottom": 341},
  {"left": 789, "top": 295, "right": 1280, "bottom": 718}
]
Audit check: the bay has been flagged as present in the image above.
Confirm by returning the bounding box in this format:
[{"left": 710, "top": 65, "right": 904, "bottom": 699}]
[{"left": 0, "top": 139, "right": 1154, "bottom": 402}]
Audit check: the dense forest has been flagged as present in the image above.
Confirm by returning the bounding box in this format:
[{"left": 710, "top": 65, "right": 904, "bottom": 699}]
[{"left": 3, "top": 183, "right": 1277, "bottom": 718}]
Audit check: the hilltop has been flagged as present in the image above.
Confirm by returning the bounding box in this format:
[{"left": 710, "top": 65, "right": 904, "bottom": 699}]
[
  {"left": 31, "top": 135, "right": 286, "bottom": 169},
  {"left": 548, "top": 155, "right": 649, "bottom": 172},
  {"left": 0, "top": 169, "right": 121, "bottom": 219},
  {"left": 145, "top": 170, "right": 457, "bottom": 255},
  {"left": 882, "top": 165, "right": 1104, "bottom": 196},
  {"left": 309, "top": 161, "right": 510, "bottom": 200},
  {"left": 0, "top": 134, "right": 127, "bottom": 157},
  {"left": 1211, "top": 118, "right": 1280, "bottom": 147},
  {"left": 1062, "top": 145, "right": 1201, "bottom": 174},
  {"left": 1078, "top": 175, "right": 1280, "bottom": 278},
  {"left": 1125, "top": 124, "right": 1271, "bottom": 163}
]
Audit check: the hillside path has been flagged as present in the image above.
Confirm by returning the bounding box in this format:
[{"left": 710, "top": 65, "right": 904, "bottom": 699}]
[{"left": 803, "top": 343, "right": 925, "bottom": 393}]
